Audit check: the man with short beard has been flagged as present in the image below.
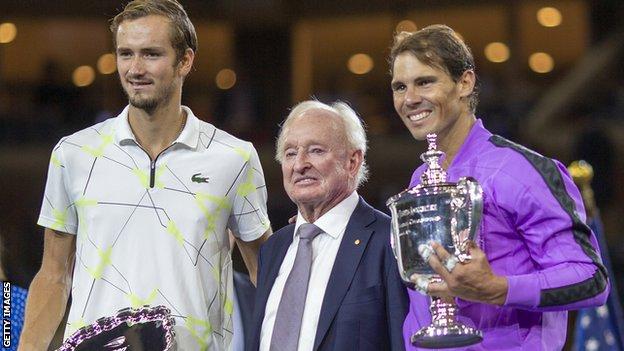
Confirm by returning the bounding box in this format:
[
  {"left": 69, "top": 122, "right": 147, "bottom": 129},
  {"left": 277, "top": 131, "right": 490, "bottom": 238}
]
[{"left": 18, "top": 1, "right": 271, "bottom": 350}]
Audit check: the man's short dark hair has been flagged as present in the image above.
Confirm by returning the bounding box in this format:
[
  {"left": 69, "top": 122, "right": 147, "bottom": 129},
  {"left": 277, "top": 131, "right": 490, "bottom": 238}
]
[{"left": 110, "top": 0, "right": 198, "bottom": 63}]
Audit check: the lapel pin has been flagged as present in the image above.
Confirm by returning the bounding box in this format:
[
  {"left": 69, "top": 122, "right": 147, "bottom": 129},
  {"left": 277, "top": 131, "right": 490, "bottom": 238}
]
[{"left": 354, "top": 239, "right": 361, "bottom": 245}]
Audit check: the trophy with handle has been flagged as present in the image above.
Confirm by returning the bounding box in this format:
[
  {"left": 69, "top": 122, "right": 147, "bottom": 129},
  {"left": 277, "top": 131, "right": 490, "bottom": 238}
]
[
  {"left": 57, "top": 305, "right": 177, "bottom": 351},
  {"left": 387, "top": 134, "right": 483, "bottom": 348}
]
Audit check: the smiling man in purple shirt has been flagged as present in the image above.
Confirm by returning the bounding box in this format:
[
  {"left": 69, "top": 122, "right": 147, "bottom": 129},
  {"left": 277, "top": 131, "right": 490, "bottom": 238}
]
[{"left": 389, "top": 24, "right": 609, "bottom": 350}]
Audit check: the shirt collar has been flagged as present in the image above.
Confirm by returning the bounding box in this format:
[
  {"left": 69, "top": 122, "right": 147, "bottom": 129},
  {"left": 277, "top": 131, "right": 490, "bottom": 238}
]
[
  {"left": 114, "top": 105, "right": 201, "bottom": 149},
  {"left": 293, "top": 191, "right": 359, "bottom": 240},
  {"left": 447, "top": 118, "right": 491, "bottom": 170},
  {"left": 410, "top": 118, "right": 490, "bottom": 187},
  {"left": 114, "top": 105, "right": 134, "bottom": 144}
]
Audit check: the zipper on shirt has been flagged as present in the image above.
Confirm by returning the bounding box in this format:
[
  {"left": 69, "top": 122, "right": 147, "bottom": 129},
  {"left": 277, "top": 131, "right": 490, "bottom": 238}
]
[
  {"left": 150, "top": 159, "right": 156, "bottom": 188},
  {"left": 137, "top": 144, "right": 175, "bottom": 189},
  {"left": 149, "top": 147, "right": 175, "bottom": 188}
]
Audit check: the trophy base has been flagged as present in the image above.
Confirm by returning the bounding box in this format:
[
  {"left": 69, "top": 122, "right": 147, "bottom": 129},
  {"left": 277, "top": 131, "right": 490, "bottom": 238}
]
[{"left": 411, "top": 323, "right": 483, "bottom": 349}]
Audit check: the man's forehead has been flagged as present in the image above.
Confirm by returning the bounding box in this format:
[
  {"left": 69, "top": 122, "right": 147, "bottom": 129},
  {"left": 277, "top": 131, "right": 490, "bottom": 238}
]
[
  {"left": 118, "top": 14, "right": 170, "bottom": 27},
  {"left": 291, "top": 109, "right": 342, "bottom": 134},
  {"left": 298, "top": 107, "right": 338, "bottom": 120},
  {"left": 283, "top": 109, "right": 343, "bottom": 143},
  {"left": 393, "top": 52, "right": 448, "bottom": 76},
  {"left": 116, "top": 15, "right": 172, "bottom": 44}
]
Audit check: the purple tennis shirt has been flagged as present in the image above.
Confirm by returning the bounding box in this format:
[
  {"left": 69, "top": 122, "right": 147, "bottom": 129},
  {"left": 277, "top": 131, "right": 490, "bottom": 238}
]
[{"left": 403, "top": 120, "right": 609, "bottom": 350}]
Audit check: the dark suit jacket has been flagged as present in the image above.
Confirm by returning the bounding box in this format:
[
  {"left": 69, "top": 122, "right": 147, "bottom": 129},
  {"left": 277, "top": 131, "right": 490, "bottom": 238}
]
[
  {"left": 234, "top": 270, "right": 256, "bottom": 343},
  {"left": 247, "top": 197, "right": 408, "bottom": 351}
]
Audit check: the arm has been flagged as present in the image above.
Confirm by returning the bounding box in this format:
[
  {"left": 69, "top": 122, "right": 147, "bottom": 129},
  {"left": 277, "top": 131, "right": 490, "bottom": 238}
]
[
  {"left": 420, "top": 161, "right": 609, "bottom": 310},
  {"left": 18, "top": 228, "right": 75, "bottom": 351},
  {"left": 502, "top": 161, "right": 609, "bottom": 311},
  {"left": 235, "top": 227, "right": 271, "bottom": 286},
  {"left": 228, "top": 143, "right": 271, "bottom": 286}
]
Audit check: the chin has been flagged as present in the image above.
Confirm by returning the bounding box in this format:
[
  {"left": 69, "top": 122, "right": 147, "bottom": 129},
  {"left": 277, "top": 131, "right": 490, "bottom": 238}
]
[
  {"left": 290, "top": 191, "right": 323, "bottom": 206},
  {"left": 400, "top": 122, "right": 424, "bottom": 141},
  {"left": 292, "top": 194, "right": 321, "bottom": 204},
  {"left": 130, "top": 97, "right": 159, "bottom": 111},
  {"left": 406, "top": 128, "right": 429, "bottom": 141}
]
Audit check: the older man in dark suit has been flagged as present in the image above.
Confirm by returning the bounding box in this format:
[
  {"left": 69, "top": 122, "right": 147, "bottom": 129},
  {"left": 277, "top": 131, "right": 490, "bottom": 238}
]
[{"left": 248, "top": 100, "right": 408, "bottom": 351}]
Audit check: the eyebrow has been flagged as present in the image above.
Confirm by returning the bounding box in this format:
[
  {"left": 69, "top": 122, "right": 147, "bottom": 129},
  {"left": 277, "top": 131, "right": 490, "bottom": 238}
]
[
  {"left": 116, "top": 46, "right": 166, "bottom": 53},
  {"left": 418, "top": 74, "right": 438, "bottom": 80},
  {"left": 392, "top": 74, "right": 438, "bottom": 86}
]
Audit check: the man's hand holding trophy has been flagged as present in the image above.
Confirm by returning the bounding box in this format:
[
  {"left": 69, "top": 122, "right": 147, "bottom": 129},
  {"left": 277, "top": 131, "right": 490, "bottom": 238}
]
[{"left": 417, "top": 237, "right": 508, "bottom": 305}]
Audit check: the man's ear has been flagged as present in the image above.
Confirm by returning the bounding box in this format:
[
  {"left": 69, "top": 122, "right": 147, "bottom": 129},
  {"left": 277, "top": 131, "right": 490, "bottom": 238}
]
[
  {"left": 458, "top": 69, "right": 476, "bottom": 99},
  {"left": 348, "top": 149, "right": 364, "bottom": 178},
  {"left": 178, "top": 48, "right": 195, "bottom": 77}
]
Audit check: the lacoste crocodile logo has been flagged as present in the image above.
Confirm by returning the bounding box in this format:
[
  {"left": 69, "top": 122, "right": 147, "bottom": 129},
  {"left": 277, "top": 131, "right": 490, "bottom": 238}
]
[{"left": 191, "top": 173, "right": 209, "bottom": 183}]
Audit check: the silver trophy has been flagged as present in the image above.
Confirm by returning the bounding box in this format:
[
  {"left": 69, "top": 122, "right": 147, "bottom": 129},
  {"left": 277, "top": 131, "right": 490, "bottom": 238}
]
[
  {"left": 386, "top": 134, "right": 483, "bottom": 348},
  {"left": 57, "top": 305, "right": 177, "bottom": 351}
]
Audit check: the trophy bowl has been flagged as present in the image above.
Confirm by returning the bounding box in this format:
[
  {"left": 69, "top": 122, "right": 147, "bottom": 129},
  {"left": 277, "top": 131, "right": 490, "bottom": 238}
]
[
  {"left": 57, "top": 305, "right": 176, "bottom": 351},
  {"left": 388, "top": 177, "right": 482, "bottom": 280},
  {"left": 387, "top": 134, "right": 483, "bottom": 349}
]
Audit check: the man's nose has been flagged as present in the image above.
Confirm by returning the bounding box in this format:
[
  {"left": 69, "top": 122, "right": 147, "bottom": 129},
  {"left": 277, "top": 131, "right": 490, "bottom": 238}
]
[
  {"left": 128, "top": 57, "right": 145, "bottom": 75},
  {"left": 405, "top": 86, "right": 422, "bottom": 106},
  {"left": 293, "top": 152, "right": 310, "bottom": 173}
]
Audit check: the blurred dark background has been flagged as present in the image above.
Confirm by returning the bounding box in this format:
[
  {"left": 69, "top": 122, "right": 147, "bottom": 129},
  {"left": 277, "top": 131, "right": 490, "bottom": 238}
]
[{"left": 1, "top": 0, "right": 624, "bottom": 348}]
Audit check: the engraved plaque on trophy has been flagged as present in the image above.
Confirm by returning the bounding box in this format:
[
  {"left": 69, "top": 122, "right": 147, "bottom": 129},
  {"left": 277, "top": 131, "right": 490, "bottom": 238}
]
[
  {"left": 386, "top": 134, "right": 483, "bottom": 348},
  {"left": 57, "top": 305, "right": 177, "bottom": 351}
]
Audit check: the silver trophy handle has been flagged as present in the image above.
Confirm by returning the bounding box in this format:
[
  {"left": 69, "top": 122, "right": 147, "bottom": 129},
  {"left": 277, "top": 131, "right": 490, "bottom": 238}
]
[
  {"left": 388, "top": 203, "right": 408, "bottom": 281},
  {"left": 388, "top": 204, "right": 400, "bottom": 262},
  {"left": 453, "top": 177, "right": 483, "bottom": 262}
]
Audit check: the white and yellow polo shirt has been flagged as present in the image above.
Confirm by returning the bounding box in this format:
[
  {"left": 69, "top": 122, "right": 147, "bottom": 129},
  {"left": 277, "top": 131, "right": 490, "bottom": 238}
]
[{"left": 38, "top": 105, "right": 270, "bottom": 350}]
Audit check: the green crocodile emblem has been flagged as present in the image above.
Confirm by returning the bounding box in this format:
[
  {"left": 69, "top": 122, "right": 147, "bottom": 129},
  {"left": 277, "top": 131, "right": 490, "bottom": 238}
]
[{"left": 191, "top": 173, "right": 209, "bottom": 183}]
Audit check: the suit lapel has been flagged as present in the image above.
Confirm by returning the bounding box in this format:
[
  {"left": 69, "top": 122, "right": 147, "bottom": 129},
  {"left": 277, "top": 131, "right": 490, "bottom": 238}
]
[
  {"left": 253, "top": 225, "right": 295, "bottom": 347},
  {"left": 313, "top": 198, "right": 377, "bottom": 350},
  {"left": 258, "top": 226, "right": 294, "bottom": 304}
]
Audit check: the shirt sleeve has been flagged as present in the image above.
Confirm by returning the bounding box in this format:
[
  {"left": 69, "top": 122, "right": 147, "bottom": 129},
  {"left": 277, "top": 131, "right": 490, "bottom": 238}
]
[
  {"left": 37, "top": 139, "right": 79, "bottom": 235},
  {"left": 503, "top": 160, "right": 609, "bottom": 311},
  {"left": 227, "top": 142, "right": 270, "bottom": 242}
]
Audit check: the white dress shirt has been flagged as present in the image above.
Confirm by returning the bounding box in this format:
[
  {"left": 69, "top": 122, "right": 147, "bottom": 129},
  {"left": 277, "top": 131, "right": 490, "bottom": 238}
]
[{"left": 259, "top": 191, "right": 360, "bottom": 351}]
